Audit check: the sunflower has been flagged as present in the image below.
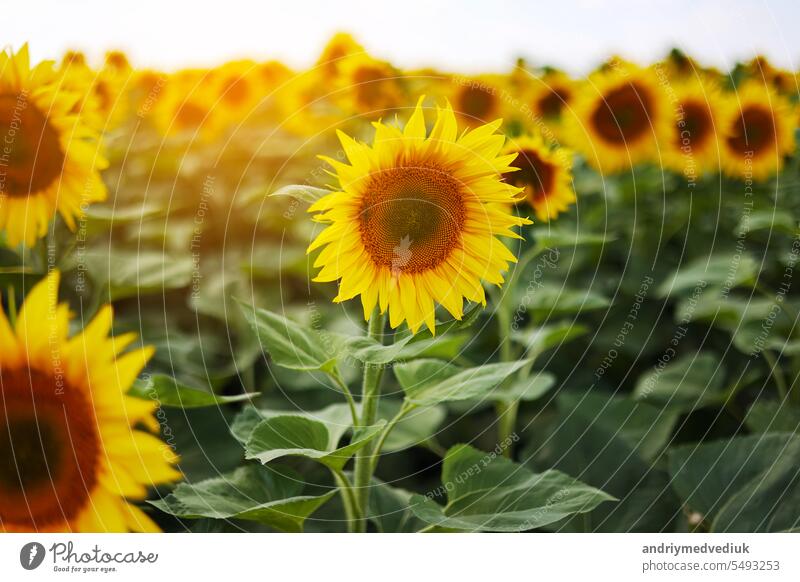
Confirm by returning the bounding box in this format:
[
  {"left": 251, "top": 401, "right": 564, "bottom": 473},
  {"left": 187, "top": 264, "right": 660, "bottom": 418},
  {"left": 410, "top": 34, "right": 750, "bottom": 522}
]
[
  {"left": 527, "top": 71, "right": 575, "bottom": 122},
  {"left": 335, "top": 54, "right": 406, "bottom": 119},
  {"left": 307, "top": 97, "right": 530, "bottom": 334},
  {"left": 151, "top": 70, "right": 223, "bottom": 140},
  {"left": 567, "top": 63, "right": 671, "bottom": 173},
  {"left": 0, "top": 45, "right": 107, "bottom": 247},
  {"left": 316, "top": 33, "right": 365, "bottom": 80},
  {"left": 660, "top": 78, "right": 725, "bottom": 176},
  {"left": 211, "top": 60, "right": 262, "bottom": 120},
  {"left": 719, "top": 81, "right": 796, "bottom": 181},
  {"left": 448, "top": 75, "right": 506, "bottom": 128},
  {"left": 504, "top": 134, "right": 575, "bottom": 222},
  {"left": 0, "top": 271, "right": 180, "bottom": 532}
]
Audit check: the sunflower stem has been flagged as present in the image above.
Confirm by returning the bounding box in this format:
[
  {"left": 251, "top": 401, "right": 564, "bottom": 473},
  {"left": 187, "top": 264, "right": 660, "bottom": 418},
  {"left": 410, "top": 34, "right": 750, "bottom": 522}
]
[
  {"left": 492, "top": 243, "right": 542, "bottom": 457},
  {"left": 6, "top": 285, "right": 17, "bottom": 327},
  {"left": 332, "top": 468, "right": 361, "bottom": 533},
  {"left": 352, "top": 308, "right": 386, "bottom": 532}
]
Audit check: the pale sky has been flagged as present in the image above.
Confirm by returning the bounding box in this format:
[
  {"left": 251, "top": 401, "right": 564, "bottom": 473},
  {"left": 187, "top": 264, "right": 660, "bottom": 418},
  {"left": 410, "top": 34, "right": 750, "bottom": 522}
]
[{"left": 4, "top": 0, "right": 800, "bottom": 74}]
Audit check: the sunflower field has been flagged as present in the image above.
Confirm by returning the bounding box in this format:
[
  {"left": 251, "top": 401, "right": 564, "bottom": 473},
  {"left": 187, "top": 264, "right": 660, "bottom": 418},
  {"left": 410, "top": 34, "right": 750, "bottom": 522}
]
[{"left": 1, "top": 33, "right": 800, "bottom": 535}]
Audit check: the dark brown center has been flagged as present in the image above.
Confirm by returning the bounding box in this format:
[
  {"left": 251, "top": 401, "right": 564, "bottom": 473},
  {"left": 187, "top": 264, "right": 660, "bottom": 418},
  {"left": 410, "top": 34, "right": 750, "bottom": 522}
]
[
  {"left": 0, "top": 93, "right": 65, "bottom": 198},
  {"left": 457, "top": 85, "right": 497, "bottom": 123},
  {"left": 590, "top": 82, "right": 653, "bottom": 145},
  {"left": 505, "top": 148, "right": 556, "bottom": 203},
  {"left": 726, "top": 104, "right": 776, "bottom": 155},
  {"left": 359, "top": 164, "right": 465, "bottom": 273},
  {"left": 0, "top": 368, "right": 100, "bottom": 529},
  {"left": 677, "top": 100, "right": 714, "bottom": 150}
]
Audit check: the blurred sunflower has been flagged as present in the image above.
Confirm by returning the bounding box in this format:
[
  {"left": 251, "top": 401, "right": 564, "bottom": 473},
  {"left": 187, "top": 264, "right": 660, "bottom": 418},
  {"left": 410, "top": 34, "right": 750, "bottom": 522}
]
[
  {"left": 504, "top": 134, "right": 575, "bottom": 222},
  {"left": 316, "top": 32, "right": 365, "bottom": 80},
  {"left": 0, "top": 271, "right": 180, "bottom": 532},
  {"left": 336, "top": 54, "right": 406, "bottom": 118},
  {"left": 527, "top": 71, "right": 575, "bottom": 123},
  {"left": 719, "top": 81, "right": 796, "bottom": 180},
  {"left": 151, "top": 70, "right": 222, "bottom": 140},
  {"left": 661, "top": 78, "right": 725, "bottom": 175},
  {"left": 211, "top": 60, "right": 262, "bottom": 120},
  {"left": 568, "top": 63, "right": 671, "bottom": 173},
  {"left": 307, "top": 97, "right": 530, "bottom": 334},
  {"left": 0, "top": 45, "right": 107, "bottom": 247},
  {"left": 449, "top": 75, "right": 506, "bottom": 128}
]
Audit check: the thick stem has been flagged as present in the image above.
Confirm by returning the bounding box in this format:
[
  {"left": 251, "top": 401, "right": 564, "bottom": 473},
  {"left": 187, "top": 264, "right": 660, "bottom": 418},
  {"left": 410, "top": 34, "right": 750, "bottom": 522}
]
[{"left": 352, "top": 308, "right": 386, "bottom": 532}]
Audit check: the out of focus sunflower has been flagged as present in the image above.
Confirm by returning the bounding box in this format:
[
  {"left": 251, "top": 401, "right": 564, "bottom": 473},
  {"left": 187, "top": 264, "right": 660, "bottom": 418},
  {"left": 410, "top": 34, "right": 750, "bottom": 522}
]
[
  {"left": 0, "top": 271, "right": 181, "bottom": 532},
  {"left": 151, "top": 70, "right": 223, "bottom": 140},
  {"left": 448, "top": 75, "right": 506, "bottom": 128},
  {"left": 316, "top": 32, "right": 365, "bottom": 80},
  {"left": 335, "top": 54, "right": 406, "bottom": 119},
  {"left": 744, "top": 56, "right": 798, "bottom": 95},
  {"left": 275, "top": 68, "right": 341, "bottom": 137},
  {"left": 719, "top": 81, "right": 796, "bottom": 180},
  {"left": 660, "top": 78, "right": 725, "bottom": 176},
  {"left": 0, "top": 45, "right": 107, "bottom": 247},
  {"left": 504, "top": 134, "right": 575, "bottom": 222},
  {"left": 211, "top": 60, "right": 263, "bottom": 121},
  {"left": 567, "top": 63, "right": 671, "bottom": 173},
  {"left": 307, "top": 97, "right": 529, "bottom": 334}
]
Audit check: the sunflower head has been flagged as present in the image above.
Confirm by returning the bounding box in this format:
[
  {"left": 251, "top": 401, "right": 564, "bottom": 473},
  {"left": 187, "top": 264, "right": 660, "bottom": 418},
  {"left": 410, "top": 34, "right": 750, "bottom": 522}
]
[
  {"left": 0, "top": 271, "right": 180, "bottom": 532},
  {"left": 567, "top": 63, "right": 671, "bottom": 173},
  {"left": 307, "top": 97, "right": 530, "bottom": 334},
  {"left": 450, "top": 75, "right": 506, "bottom": 128},
  {"left": 0, "top": 45, "right": 107, "bottom": 247},
  {"left": 659, "top": 77, "right": 725, "bottom": 175},
  {"left": 503, "top": 134, "right": 575, "bottom": 222},
  {"left": 719, "top": 81, "right": 796, "bottom": 180},
  {"left": 316, "top": 33, "right": 366, "bottom": 80},
  {"left": 336, "top": 54, "right": 406, "bottom": 119}
]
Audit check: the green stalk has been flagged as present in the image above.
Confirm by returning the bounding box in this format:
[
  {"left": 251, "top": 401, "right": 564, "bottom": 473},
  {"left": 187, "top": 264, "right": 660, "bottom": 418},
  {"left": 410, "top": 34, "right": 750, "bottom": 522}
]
[
  {"left": 352, "top": 308, "right": 386, "bottom": 532},
  {"left": 332, "top": 468, "right": 361, "bottom": 533}
]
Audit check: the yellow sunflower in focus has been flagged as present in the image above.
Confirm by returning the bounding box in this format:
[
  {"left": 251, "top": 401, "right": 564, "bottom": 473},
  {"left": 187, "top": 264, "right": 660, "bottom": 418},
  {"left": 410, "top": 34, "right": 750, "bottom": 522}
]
[
  {"left": 504, "top": 134, "right": 575, "bottom": 222},
  {"left": 307, "top": 98, "right": 530, "bottom": 334},
  {"left": 0, "top": 271, "right": 181, "bottom": 532},
  {"left": 568, "top": 64, "right": 671, "bottom": 173},
  {"left": 719, "top": 81, "right": 796, "bottom": 181},
  {"left": 0, "top": 46, "right": 107, "bottom": 247},
  {"left": 336, "top": 54, "right": 406, "bottom": 119},
  {"left": 660, "top": 78, "right": 724, "bottom": 176}
]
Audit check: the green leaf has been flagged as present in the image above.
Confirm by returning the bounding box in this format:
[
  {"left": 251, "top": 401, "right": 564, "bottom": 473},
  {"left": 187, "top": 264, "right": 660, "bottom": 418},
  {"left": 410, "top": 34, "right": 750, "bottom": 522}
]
[
  {"left": 245, "top": 415, "right": 386, "bottom": 470},
  {"left": 558, "top": 391, "right": 679, "bottom": 461},
  {"left": 150, "top": 464, "right": 335, "bottom": 532},
  {"left": 496, "top": 373, "right": 556, "bottom": 404},
  {"left": 512, "top": 322, "right": 588, "bottom": 357},
  {"left": 522, "top": 390, "right": 681, "bottom": 532},
  {"left": 527, "top": 286, "right": 609, "bottom": 319},
  {"left": 531, "top": 227, "right": 612, "bottom": 250},
  {"left": 633, "top": 353, "right": 725, "bottom": 411},
  {"left": 745, "top": 401, "right": 800, "bottom": 433},
  {"left": 658, "top": 254, "right": 757, "bottom": 298},
  {"left": 736, "top": 209, "right": 798, "bottom": 236},
  {"left": 669, "top": 433, "right": 800, "bottom": 532},
  {"left": 368, "top": 478, "right": 427, "bottom": 533},
  {"left": 396, "top": 359, "right": 531, "bottom": 406},
  {"left": 393, "top": 359, "right": 462, "bottom": 392},
  {"left": 268, "top": 184, "right": 331, "bottom": 204},
  {"left": 377, "top": 401, "right": 446, "bottom": 452},
  {"left": 86, "top": 250, "right": 193, "bottom": 301},
  {"left": 129, "top": 374, "right": 256, "bottom": 408},
  {"left": 238, "top": 302, "right": 340, "bottom": 372},
  {"left": 230, "top": 403, "right": 354, "bottom": 445},
  {"left": 409, "top": 444, "right": 615, "bottom": 532}
]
